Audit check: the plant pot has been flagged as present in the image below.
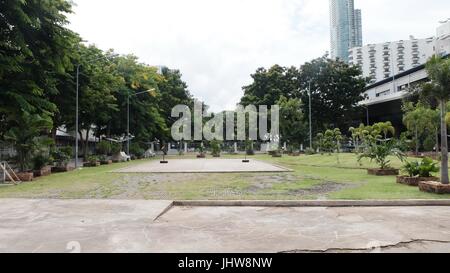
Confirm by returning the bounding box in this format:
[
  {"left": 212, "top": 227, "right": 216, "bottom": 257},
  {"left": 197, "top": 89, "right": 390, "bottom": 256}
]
[
  {"left": 16, "top": 172, "right": 34, "bottom": 182},
  {"left": 396, "top": 176, "right": 421, "bottom": 186},
  {"left": 367, "top": 168, "right": 399, "bottom": 176},
  {"left": 419, "top": 181, "right": 450, "bottom": 194},
  {"left": 100, "top": 160, "right": 113, "bottom": 165},
  {"left": 33, "top": 166, "right": 52, "bottom": 177},
  {"left": 83, "top": 162, "right": 100, "bottom": 167},
  {"left": 51, "top": 165, "right": 73, "bottom": 173}
]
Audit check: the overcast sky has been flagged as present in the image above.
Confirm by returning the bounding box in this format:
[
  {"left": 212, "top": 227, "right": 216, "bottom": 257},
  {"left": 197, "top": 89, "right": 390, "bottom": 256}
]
[{"left": 68, "top": 0, "right": 450, "bottom": 112}]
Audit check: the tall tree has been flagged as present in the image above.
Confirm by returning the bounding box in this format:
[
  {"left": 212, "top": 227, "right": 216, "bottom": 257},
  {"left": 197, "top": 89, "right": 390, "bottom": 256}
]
[
  {"left": 422, "top": 56, "right": 450, "bottom": 184},
  {"left": 277, "top": 96, "right": 307, "bottom": 149},
  {"left": 63, "top": 45, "right": 122, "bottom": 159},
  {"left": 0, "top": 0, "right": 78, "bottom": 132},
  {"left": 298, "top": 56, "right": 367, "bottom": 133},
  {"left": 240, "top": 65, "right": 299, "bottom": 106}
]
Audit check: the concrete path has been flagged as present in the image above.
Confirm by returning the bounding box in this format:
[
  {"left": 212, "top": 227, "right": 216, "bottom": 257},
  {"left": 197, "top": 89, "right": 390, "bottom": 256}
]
[
  {"left": 114, "top": 159, "right": 290, "bottom": 173},
  {"left": 1, "top": 199, "right": 450, "bottom": 253}
]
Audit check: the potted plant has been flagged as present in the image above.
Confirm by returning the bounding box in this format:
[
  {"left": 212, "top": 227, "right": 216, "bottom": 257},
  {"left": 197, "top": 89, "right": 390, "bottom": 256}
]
[
  {"left": 129, "top": 143, "right": 145, "bottom": 160},
  {"left": 269, "top": 150, "right": 282, "bottom": 158},
  {"left": 358, "top": 139, "right": 405, "bottom": 176},
  {"left": 97, "top": 141, "right": 112, "bottom": 164},
  {"left": 397, "top": 161, "right": 421, "bottom": 186},
  {"left": 111, "top": 142, "right": 123, "bottom": 163},
  {"left": 84, "top": 155, "right": 100, "bottom": 167},
  {"left": 4, "top": 113, "right": 53, "bottom": 181},
  {"left": 32, "top": 153, "right": 52, "bottom": 177},
  {"left": 398, "top": 159, "right": 440, "bottom": 187},
  {"left": 99, "top": 155, "right": 112, "bottom": 165},
  {"left": 210, "top": 140, "right": 221, "bottom": 158},
  {"left": 51, "top": 146, "right": 73, "bottom": 172}
]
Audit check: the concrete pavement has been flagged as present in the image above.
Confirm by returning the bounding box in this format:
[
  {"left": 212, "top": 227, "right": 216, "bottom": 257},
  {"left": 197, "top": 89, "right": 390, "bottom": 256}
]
[
  {"left": 114, "top": 159, "right": 290, "bottom": 173},
  {"left": 1, "top": 199, "right": 450, "bottom": 253}
]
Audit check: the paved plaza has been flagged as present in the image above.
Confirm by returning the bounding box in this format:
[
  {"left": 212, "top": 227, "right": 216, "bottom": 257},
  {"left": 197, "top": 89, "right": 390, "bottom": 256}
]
[
  {"left": 1, "top": 199, "right": 450, "bottom": 253},
  {"left": 114, "top": 159, "right": 290, "bottom": 173}
]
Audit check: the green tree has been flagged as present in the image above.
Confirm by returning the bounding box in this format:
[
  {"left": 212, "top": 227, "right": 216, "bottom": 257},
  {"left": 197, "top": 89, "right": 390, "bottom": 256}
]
[
  {"left": 64, "top": 45, "right": 122, "bottom": 159},
  {"left": 422, "top": 56, "right": 450, "bottom": 184},
  {"left": 240, "top": 65, "right": 299, "bottom": 106},
  {"left": 402, "top": 102, "right": 430, "bottom": 155},
  {"left": 4, "top": 113, "right": 53, "bottom": 172},
  {"left": 298, "top": 56, "right": 367, "bottom": 133},
  {"left": 0, "top": 0, "right": 79, "bottom": 133},
  {"left": 277, "top": 96, "right": 307, "bottom": 149}
]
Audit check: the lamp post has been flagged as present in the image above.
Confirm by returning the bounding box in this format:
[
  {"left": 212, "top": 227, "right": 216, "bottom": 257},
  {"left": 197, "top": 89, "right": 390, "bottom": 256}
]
[
  {"left": 126, "top": 88, "right": 156, "bottom": 155},
  {"left": 75, "top": 54, "right": 116, "bottom": 169},
  {"left": 308, "top": 81, "right": 312, "bottom": 150}
]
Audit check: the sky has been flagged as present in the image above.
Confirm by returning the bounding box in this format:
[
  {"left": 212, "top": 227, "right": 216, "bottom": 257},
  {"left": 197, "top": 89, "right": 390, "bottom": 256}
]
[{"left": 68, "top": 0, "right": 450, "bottom": 112}]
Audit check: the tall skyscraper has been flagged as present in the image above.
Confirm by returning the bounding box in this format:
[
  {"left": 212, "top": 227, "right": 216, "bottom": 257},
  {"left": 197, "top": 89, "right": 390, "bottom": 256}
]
[{"left": 329, "top": 0, "right": 363, "bottom": 62}]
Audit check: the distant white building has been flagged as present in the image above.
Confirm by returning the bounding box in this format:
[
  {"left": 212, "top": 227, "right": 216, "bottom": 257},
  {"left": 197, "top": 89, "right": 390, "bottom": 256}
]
[{"left": 349, "top": 20, "right": 450, "bottom": 84}]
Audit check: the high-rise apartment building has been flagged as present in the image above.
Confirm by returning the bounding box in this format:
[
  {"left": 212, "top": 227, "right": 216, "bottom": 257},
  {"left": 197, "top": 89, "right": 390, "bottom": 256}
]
[
  {"left": 329, "top": 0, "right": 363, "bottom": 62},
  {"left": 349, "top": 20, "right": 450, "bottom": 84}
]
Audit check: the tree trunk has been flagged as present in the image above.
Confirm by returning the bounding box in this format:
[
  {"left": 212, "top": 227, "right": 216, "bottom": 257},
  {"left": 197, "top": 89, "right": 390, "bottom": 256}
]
[
  {"left": 436, "top": 129, "right": 440, "bottom": 158},
  {"left": 440, "top": 100, "right": 449, "bottom": 184}
]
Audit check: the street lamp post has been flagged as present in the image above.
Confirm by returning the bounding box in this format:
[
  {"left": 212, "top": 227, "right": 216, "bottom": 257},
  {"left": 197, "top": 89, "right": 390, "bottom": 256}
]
[
  {"left": 308, "top": 81, "right": 312, "bottom": 150},
  {"left": 126, "top": 88, "right": 156, "bottom": 155}
]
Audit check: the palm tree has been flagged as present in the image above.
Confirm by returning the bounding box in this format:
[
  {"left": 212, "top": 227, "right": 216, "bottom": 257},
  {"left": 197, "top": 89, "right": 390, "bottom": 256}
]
[
  {"left": 402, "top": 105, "right": 428, "bottom": 156},
  {"left": 422, "top": 56, "right": 450, "bottom": 184},
  {"left": 374, "top": 121, "right": 395, "bottom": 140}
]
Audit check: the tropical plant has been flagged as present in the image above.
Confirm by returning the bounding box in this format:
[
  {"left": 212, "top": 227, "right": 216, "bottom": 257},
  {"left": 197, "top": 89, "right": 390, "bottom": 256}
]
[
  {"left": 32, "top": 154, "right": 51, "bottom": 171},
  {"left": 358, "top": 139, "right": 406, "bottom": 170},
  {"left": 87, "top": 155, "right": 99, "bottom": 165},
  {"left": 422, "top": 56, "right": 450, "bottom": 184},
  {"left": 373, "top": 121, "right": 395, "bottom": 140},
  {"left": 4, "top": 113, "right": 53, "bottom": 172},
  {"left": 402, "top": 161, "right": 420, "bottom": 177},
  {"left": 418, "top": 157, "right": 439, "bottom": 178}
]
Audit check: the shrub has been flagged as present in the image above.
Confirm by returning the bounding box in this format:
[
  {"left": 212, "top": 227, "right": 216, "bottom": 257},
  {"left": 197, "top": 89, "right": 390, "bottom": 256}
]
[
  {"left": 32, "top": 153, "right": 50, "bottom": 170},
  {"left": 129, "top": 143, "right": 145, "bottom": 158},
  {"left": 97, "top": 141, "right": 112, "bottom": 156},
  {"left": 210, "top": 140, "right": 221, "bottom": 157},
  {"left": 87, "top": 155, "right": 99, "bottom": 164},
  {"left": 402, "top": 161, "right": 420, "bottom": 177},
  {"left": 111, "top": 142, "right": 122, "bottom": 154},
  {"left": 358, "top": 139, "right": 405, "bottom": 170},
  {"left": 305, "top": 148, "right": 316, "bottom": 155},
  {"left": 418, "top": 157, "right": 439, "bottom": 177},
  {"left": 52, "top": 146, "right": 73, "bottom": 167}
]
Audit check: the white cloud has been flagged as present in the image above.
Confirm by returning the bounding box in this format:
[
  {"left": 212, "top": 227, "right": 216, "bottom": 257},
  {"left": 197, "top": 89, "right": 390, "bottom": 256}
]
[{"left": 68, "top": 0, "right": 450, "bottom": 112}]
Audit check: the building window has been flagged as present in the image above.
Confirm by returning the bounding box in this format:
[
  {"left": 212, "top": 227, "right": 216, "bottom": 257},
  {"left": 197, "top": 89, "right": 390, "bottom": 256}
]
[{"left": 376, "top": 90, "right": 390, "bottom": 97}]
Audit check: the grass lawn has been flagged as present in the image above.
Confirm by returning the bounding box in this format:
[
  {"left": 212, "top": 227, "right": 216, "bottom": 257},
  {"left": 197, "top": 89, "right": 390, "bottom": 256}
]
[{"left": 0, "top": 153, "right": 449, "bottom": 200}]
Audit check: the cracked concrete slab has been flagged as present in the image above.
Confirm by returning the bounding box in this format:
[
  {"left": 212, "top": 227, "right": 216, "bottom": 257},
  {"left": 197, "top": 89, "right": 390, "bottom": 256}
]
[{"left": 1, "top": 199, "right": 450, "bottom": 253}]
